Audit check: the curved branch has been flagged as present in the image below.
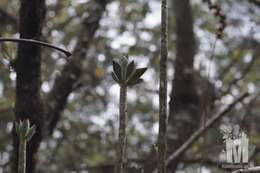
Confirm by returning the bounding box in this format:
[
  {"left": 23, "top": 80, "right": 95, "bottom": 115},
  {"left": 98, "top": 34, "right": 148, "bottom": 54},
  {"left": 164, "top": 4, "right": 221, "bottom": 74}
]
[{"left": 0, "top": 38, "right": 72, "bottom": 57}]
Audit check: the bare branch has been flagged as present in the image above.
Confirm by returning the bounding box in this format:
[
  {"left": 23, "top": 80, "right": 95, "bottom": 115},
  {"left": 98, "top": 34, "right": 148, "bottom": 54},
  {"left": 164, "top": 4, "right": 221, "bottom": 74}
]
[
  {"left": 166, "top": 92, "right": 249, "bottom": 166},
  {"left": 0, "top": 38, "right": 71, "bottom": 57}
]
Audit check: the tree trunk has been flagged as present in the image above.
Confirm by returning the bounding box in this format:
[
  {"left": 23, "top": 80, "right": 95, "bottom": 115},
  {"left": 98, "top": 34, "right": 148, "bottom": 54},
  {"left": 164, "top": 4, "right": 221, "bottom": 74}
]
[
  {"left": 12, "top": 0, "right": 46, "bottom": 173},
  {"left": 167, "top": 0, "right": 200, "bottom": 172}
]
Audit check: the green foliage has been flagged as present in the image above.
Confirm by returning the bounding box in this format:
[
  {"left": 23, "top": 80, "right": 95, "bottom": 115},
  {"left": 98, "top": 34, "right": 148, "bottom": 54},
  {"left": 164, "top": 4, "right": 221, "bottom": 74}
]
[
  {"left": 15, "top": 119, "right": 36, "bottom": 142},
  {"left": 15, "top": 120, "right": 36, "bottom": 173},
  {"left": 112, "top": 56, "right": 147, "bottom": 86}
]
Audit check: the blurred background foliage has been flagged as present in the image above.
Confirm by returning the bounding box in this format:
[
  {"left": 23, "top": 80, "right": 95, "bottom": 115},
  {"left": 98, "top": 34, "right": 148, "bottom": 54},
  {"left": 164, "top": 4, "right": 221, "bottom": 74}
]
[{"left": 0, "top": 0, "right": 260, "bottom": 173}]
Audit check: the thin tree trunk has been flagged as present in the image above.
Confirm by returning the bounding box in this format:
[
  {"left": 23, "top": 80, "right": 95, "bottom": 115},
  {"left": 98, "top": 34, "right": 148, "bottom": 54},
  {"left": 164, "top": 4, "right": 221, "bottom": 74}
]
[
  {"left": 12, "top": 0, "right": 46, "bottom": 173},
  {"left": 116, "top": 85, "right": 127, "bottom": 173},
  {"left": 158, "top": 0, "right": 168, "bottom": 172}
]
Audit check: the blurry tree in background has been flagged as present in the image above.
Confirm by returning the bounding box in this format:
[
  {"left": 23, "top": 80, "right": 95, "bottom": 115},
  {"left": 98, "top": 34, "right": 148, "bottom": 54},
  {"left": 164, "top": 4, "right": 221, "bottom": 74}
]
[{"left": 0, "top": 0, "right": 260, "bottom": 173}]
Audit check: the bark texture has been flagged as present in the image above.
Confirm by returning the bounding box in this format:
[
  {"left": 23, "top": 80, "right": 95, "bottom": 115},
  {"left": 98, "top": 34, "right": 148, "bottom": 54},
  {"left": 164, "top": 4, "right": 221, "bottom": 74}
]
[
  {"left": 12, "top": 0, "right": 46, "bottom": 173},
  {"left": 158, "top": 0, "right": 168, "bottom": 172},
  {"left": 116, "top": 85, "right": 127, "bottom": 173}
]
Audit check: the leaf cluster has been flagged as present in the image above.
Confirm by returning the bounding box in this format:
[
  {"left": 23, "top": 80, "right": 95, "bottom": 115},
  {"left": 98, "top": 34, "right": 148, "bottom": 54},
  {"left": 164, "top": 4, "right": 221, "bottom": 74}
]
[
  {"left": 15, "top": 119, "right": 36, "bottom": 142},
  {"left": 112, "top": 56, "right": 147, "bottom": 86}
]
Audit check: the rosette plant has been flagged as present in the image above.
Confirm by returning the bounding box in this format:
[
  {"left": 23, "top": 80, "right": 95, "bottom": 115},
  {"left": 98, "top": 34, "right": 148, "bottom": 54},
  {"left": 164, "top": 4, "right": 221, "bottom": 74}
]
[
  {"left": 15, "top": 120, "right": 36, "bottom": 173},
  {"left": 111, "top": 56, "right": 147, "bottom": 86},
  {"left": 111, "top": 56, "right": 147, "bottom": 173}
]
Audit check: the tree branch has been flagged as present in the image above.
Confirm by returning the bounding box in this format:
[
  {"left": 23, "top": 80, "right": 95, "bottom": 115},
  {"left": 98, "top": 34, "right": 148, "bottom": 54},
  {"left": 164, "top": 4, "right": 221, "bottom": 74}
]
[
  {"left": 0, "top": 38, "right": 71, "bottom": 57},
  {"left": 166, "top": 92, "right": 249, "bottom": 166},
  {"left": 151, "top": 92, "right": 249, "bottom": 173},
  {"left": 45, "top": 0, "right": 109, "bottom": 135}
]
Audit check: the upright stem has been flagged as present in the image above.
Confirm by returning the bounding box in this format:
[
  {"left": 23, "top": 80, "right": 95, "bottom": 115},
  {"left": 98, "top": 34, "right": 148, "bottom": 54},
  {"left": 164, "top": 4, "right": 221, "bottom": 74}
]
[
  {"left": 116, "top": 85, "right": 127, "bottom": 173},
  {"left": 158, "top": 0, "right": 168, "bottom": 172},
  {"left": 18, "top": 140, "right": 26, "bottom": 173}
]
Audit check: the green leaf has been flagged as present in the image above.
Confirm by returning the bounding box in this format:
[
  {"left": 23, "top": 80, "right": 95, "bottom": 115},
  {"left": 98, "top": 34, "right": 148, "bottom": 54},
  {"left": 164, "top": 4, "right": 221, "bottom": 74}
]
[
  {"left": 119, "top": 57, "right": 128, "bottom": 81},
  {"left": 128, "top": 79, "right": 144, "bottom": 86},
  {"left": 119, "top": 56, "right": 128, "bottom": 68},
  {"left": 112, "top": 61, "right": 122, "bottom": 81},
  {"left": 126, "top": 61, "right": 135, "bottom": 78},
  {"left": 26, "top": 125, "right": 36, "bottom": 141},
  {"left": 21, "top": 119, "right": 30, "bottom": 137},
  {"left": 127, "top": 67, "right": 147, "bottom": 83},
  {"left": 25, "top": 120, "right": 30, "bottom": 133},
  {"left": 111, "top": 72, "right": 120, "bottom": 83},
  {"left": 15, "top": 121, "right": 20, "bottom": 137},
  {"left": 19, "top": 125, "right": 27, "bottom": 139}
]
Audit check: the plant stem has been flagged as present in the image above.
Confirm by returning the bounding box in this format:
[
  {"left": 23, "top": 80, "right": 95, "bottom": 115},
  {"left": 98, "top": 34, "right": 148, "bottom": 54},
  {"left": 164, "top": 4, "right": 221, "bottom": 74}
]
[
  {"left": 116, "top": 85, "right": 127, "bottom": 173},
  {"left": 158, "top": 0, "right": 168, "bottom": 172},
  {"left": 18, "top": 140, "right": 26, "bottom": 173}
]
